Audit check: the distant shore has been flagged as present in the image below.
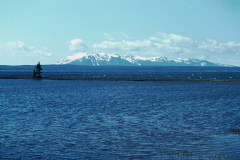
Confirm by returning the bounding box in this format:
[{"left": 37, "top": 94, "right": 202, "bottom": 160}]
[{"left": 0, "top": 77, "right": 240, "bottom": 82}]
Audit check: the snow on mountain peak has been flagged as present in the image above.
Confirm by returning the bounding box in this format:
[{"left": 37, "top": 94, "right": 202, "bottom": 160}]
[
  {"left": 57, "top": 53, "right": 220, "bottom": 66},
  {"left": 95, "top": 53, "right": 120, "bottom": 61},
  {"left": 135, "top": 56, "right": 152, "bottom": 61},
  {"left": 57, "top": 52, "right": 88, "bottom": 64}
]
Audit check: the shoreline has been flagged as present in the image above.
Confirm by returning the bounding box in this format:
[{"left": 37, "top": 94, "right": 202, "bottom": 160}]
[{"left": 0, "top": 77, "right": 240, "bottom": 82}]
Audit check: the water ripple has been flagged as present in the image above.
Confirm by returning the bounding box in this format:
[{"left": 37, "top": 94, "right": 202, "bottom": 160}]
[{"left": 0, "top": 80, "right": 240, "bottom": 159}]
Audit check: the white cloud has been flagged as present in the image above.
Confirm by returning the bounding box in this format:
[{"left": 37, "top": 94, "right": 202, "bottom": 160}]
[
  {"left": 69, "top": 39, "right": 88, "bottom": 52},
  {"left": 92, "top": 33, "right": 240, "bottom": 65},
  {"left": 93, "top": 34, "right": 193, "bottom": 57},
  {"left": 120, "top": 32, "right": 134, "bottom": 40},
  {"left": 0, "top": 41, "right": 53, "bottom": 57},
  {"left": 0, "top": 41, "right": 55, "bottom": 64},
  {"left": 6, "top": 41, "right": 25, "bottom": 49},
  {"left": 34, "top": 49, "right": 53, "bottom": 57},
  {"left": 103, "top": 33, "right": 114, "bottom": 41},
  {"left": 2, "top": 34, "right": 238, "bottom": 65},
  {"left": 4, "top": 40, "right": 37, "bottom": 52}
]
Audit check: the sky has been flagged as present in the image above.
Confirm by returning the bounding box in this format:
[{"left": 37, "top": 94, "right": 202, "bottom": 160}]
[{"left": 0, "top": 0, "right": 240, "bottom": 65}]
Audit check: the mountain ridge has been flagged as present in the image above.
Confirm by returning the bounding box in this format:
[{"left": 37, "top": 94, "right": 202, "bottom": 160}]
[{"left": 57, "top": 53, "right": 222, "bottom": 66}]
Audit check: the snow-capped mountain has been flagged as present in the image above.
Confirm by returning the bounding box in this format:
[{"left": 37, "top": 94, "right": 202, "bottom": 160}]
[
  {"left": 57, "top": 53, "right": 220, "bottom": 66},
  {"left": 57, "top": 53, "right": 139, "bottom": 66}
]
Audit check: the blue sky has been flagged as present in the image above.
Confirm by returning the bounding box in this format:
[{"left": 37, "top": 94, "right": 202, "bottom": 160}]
[{"left": 0, "top": 0, "right": 240, "bottom": 65}]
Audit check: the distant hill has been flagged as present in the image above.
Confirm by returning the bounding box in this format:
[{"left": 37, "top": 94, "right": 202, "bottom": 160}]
[{"left": 57, "top": 53, "right": 222, "bottom": 66}]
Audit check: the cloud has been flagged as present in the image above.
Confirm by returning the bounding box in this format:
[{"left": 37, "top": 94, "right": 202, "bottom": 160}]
[
  {"left": 0, "top": 40, "right": 53, "bottom": 56},
  {"left": 0, "top": 40, "right": 56, "bottom": 65},
  {"left": 120, "top": 32, "right": 134, "bottom": 40},
  {"left": 4, "top": 41, "right": 37, "bottom": 52},
  {"left": 3, "top": 35, "right": 238, "bottom": 65},
  {"left": 92, "top": 33, "right": 240, "bottom": 65},
  {"left": 69, "top": 39, "right": 88, "bottom": 52},
  {"left": 93, "top": 33, "right": 193, "bottom": 56},
  {"left": 103, "top": 33, "right": 114, "bottom": 41},
  {"left": 6, "top": 41, "right": 25, "bottom": 49},
  {"left": 34, "top": 47, "right": 54, "bottom": 57}
]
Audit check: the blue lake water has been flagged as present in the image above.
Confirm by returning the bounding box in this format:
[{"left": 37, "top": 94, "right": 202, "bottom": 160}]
[
  {"left": 0, "top": 66, "right": 240, "bottom": 159},
  {"left": 0, "top": 65, "right": 240, "bottom": 80}
]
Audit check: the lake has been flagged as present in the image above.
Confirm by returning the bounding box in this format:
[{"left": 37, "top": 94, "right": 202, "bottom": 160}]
[
  {"left": 0, "top": 65, "right": 240, "bottom": 80},
  {"left": 0, "top": 66, "right": 240, "bottom": 159}
]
